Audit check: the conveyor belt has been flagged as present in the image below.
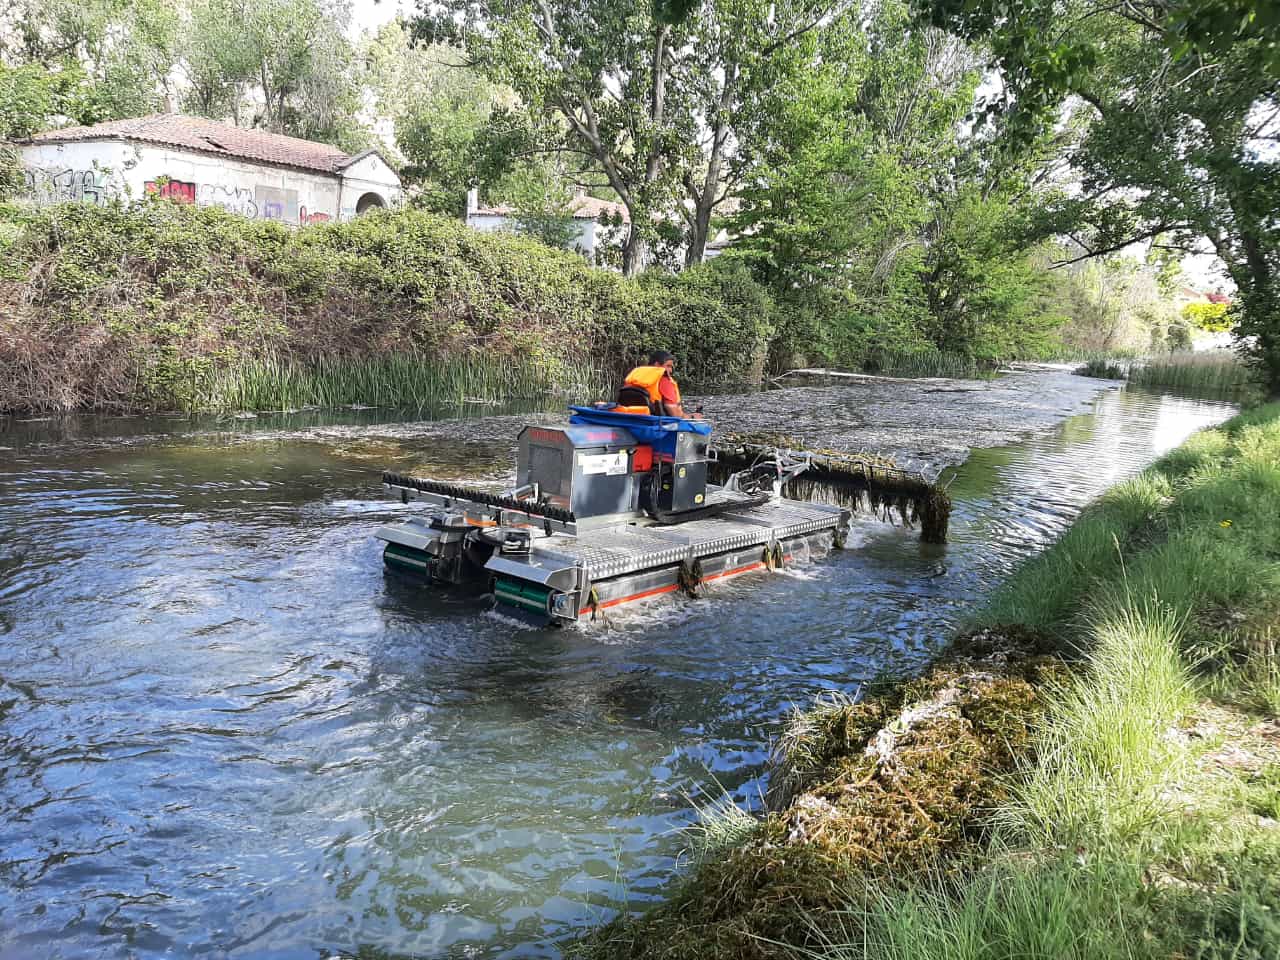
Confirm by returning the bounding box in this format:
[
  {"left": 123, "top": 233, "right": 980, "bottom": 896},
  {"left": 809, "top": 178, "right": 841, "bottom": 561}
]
[{"left": 382, "top": 472, "right": 577, "bottom": 523}]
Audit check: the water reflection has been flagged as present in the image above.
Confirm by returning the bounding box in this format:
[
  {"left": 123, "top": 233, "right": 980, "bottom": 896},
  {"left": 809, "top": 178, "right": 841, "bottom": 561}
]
[{"left": 0, "top": 383, "right": 1237, "bottom": 958}]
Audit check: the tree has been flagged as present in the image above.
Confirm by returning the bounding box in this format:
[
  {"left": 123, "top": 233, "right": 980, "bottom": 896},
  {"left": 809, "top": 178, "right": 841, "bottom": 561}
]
[
  {"left": 2, "top": 0, "right": 181, "bottom": 125},
  {"left": 0, "top": 63, "right": 60, "bottom": 139},
  {"left": 183, "top": 0, "right": 365, "bottom": 148},
  {"left": 183, "top": 0, "right": 260, "bottom": 123},
  {"left": 915, "top": 0, "right": 1280, "bottom": 393},
  {"left": 506, "top": 168, "right": 579, "bottom": 250},
  {"left": 360, "top": 25, "right": 502, "bottom": 212},
  {"left": 413, "top": 0, "right": 847, "bottom": 275},
  {"left": 726, "top": 1, "right": 1063, "bottom": 364}
]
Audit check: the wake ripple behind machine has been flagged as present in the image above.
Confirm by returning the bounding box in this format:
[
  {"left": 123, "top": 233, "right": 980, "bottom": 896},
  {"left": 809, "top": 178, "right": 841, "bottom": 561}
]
[{"left": 374, "top": 406, "right": 855, "bottom": 624}]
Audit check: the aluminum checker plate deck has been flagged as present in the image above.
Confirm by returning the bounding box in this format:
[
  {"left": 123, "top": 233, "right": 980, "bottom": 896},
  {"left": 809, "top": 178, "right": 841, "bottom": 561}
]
[
  {"left": 639, "top": 518, "right": 775, "bottom": 558},
  {"left": 523, "top": 497, "right": 845, "bottom": 582},
  {"left": 720, "top": 500, "right": 849, "bottom": 539},
  {"left": 531, "top": 526, "right": 691, "bottom": 582}
]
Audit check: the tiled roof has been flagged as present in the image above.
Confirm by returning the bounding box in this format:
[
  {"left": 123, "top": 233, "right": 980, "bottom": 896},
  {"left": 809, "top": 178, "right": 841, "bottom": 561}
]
[
  {"left": 27, "top": 114, "right": 367, "bottom": 176},
  {"left": 472, "top": 193, "right": 630, "bottom": 223}
]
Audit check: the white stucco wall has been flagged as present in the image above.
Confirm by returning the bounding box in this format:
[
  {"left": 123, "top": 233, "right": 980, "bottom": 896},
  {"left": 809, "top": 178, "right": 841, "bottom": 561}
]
[
  {"left": 21, "top": 139, "right": 401, "bottom": 226},
  {"left": 336, "top": 152, "right": 401, "bottom": 221},
  {"left": 466, "top": 212, "right": 598, "bottom": 257}
]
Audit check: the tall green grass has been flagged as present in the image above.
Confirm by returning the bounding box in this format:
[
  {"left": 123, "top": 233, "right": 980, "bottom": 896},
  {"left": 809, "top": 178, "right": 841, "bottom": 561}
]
[
  {"left": 1050, "top": 346, "right": 1145, "bottom": 363},
  {"left": 1128, "top": 350, "right": 1260, "bottom": 395},
  {"left": 974, "top": 473, "right": 1172, "bottom": 633},
  {"left": 195, "top": 353, "right": 611, "bottom": 412},
  {"left": 815, "top": 592, "right": 1280, "bottom": 960},
  {"left": 808, "top": 403, "right": 1280, "bottom": 960},
  {"left": 1000, "top": 600, "right": 1199, "bottom": 850},
  {"left": 863, "top": 347, "right": 992, "bottom": 379},
  {"left": 826, "top": 856, "right": 1155, "bottom": 960}
]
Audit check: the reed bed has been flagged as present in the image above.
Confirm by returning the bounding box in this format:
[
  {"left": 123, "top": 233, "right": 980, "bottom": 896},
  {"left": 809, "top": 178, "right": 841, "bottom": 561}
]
[
  {"left": 1075, "top": 357, "right": 1129, "bottom": 379},
  {"left": 863, "top": 347, "right": 992, "bottom": 379},
  {"left": 197, "top": 353, "right": 611, "bottom": 413},
  {"left": 1127, "top": 349, "right": 1259, "bottom": 394}
]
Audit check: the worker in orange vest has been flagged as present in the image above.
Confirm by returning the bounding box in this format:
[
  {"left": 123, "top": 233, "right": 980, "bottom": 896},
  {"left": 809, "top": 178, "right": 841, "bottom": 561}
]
[{"left": 615, "top": 350, "right": 702, "bottom": 418}]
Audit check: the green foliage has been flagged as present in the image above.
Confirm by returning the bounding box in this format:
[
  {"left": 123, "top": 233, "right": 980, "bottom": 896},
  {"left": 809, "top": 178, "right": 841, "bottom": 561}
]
[
  {"left": 1050, "top": 256, "right": 1184, "bottom": 354},
  {"left": 360, "top": 26, "right": 505, "bottom": 210},
  {"left": 183, "top": 0, "right": 364, "bottom": 147},
  {"left": 0, "top": 62, "right": 60, "bottom": 139},
  {"left": 0, "top": 145, "right": 23, "bottom": 202},
  {"left": 729, "top": 2, "right": 1066, "bottom": 369},
  {"left": 504, "top": 169, "right": 579, "bottom": 252},
  {"left": 4, "top": 0, "right": 181, "bottom": 125},
  {"left": 1184, "top": 302, "right": 1233, "bottom": 333},
  {"left": 420, "top": 0, "right": 860, "bottom": 274},
  {"left": 0, "top": 202, "right": 775, "bottom": 412},
  {"left": 914, "top": 0, "right": 1280, "bottom": 393}
]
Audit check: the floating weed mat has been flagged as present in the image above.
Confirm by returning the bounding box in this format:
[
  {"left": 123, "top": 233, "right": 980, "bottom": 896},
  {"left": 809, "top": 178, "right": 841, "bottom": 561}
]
[
  {"left": 573, "top": 631, "right": 1065, "bottom": 960},
  {"left": 709, "top": 433, "right": 952, "bottom": 543}
]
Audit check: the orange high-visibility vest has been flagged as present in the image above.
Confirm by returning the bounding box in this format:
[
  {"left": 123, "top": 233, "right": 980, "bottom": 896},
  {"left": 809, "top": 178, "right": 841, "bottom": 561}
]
[{"left": 619, "top": 366, "right": 681, "bottom": 414}]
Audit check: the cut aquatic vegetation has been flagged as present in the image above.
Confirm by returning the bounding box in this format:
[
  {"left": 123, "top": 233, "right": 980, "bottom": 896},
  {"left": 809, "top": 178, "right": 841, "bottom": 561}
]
[{"left": 574, "top": 402, "right": 1280, "bottom": 960}]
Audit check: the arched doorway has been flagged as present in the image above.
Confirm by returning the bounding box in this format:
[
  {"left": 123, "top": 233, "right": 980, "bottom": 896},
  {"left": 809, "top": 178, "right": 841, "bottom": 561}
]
[{"left": 355, "top": 192, "right": 385, "bottom": 215}]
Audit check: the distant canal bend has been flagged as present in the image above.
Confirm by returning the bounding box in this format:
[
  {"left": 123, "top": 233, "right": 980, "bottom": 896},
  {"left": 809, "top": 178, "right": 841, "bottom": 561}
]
[{"left": 0, "top": 377, "right": 1236, "bottom": 958}]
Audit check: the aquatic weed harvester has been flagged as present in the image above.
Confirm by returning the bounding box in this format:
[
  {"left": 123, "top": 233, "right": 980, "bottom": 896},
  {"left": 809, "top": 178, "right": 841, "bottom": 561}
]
[{"left": 375, "top": 407, "right": 950, "bottom": 624}]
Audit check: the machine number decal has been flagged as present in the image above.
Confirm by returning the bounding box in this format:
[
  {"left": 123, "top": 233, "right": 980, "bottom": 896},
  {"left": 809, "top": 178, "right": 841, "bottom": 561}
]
[{"left": 578, "top": 452, "right": 629, "bottom": 476}]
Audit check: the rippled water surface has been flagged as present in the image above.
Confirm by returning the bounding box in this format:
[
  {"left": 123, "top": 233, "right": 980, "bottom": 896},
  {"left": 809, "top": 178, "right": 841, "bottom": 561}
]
[{"left": 0, "top": 381, "right": 1236, "bottom": 959}]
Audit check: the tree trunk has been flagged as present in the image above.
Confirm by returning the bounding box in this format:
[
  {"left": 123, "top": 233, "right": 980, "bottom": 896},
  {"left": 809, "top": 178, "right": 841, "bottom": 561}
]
[
  {"left": 1236, "top": 229, "right": 1280, "bottom": 397},
  {"left": 622, "top": 227, "right": 649, "bottom": 277},
  {"left": 684, "top": 67, "right": 736, "bottom": 268},
  {"left": 685, "top": 127, "right": 725, "bottom": 267}
]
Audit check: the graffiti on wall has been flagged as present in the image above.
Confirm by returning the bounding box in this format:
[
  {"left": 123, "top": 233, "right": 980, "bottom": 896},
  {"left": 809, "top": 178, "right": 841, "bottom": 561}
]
[
  {"left": 144, "top": 179, "right": 196, "bottom": 203},
  {"left": 254, "top": 185, "right": 298, "bottom": 223},
  {"left": 197, "top": 183, "right": 259, "bottom": 219},
  {"left": 26, "top": 165, "right": 341, "bottom": 225},
  {"left": 24, "top": 168, "right": 109, "bottom": 205}
]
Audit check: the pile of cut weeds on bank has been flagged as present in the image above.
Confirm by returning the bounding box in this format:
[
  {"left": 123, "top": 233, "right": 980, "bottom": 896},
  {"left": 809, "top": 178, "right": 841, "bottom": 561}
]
[
  {"left": 574, "top": 629, "right": 1066, "bottom": 960},
  {"left": 573, "top": 402, "right": 1280, "bottom": 960}
]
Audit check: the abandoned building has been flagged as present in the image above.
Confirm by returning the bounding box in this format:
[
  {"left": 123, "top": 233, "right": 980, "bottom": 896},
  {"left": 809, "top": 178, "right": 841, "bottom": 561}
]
[{"left": 20, "top": 114, "right": 402, "bottom": 225}]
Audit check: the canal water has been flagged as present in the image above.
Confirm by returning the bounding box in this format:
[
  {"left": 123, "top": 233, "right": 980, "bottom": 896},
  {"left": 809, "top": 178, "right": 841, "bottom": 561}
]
[{"left": 0, "top": 381, "right": 1236, "bottom": 959}]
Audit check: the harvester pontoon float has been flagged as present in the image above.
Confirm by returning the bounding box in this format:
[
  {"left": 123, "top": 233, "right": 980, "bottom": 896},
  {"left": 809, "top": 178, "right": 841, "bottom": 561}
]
[{"left": 374, "top": 406, "right": 950, "bottom": 625}]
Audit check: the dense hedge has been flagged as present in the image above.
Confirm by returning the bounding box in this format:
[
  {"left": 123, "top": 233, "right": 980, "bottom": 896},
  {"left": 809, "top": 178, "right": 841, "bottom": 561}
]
[{"left": 0, "top": 202, "right": 776, "bottom": 412}]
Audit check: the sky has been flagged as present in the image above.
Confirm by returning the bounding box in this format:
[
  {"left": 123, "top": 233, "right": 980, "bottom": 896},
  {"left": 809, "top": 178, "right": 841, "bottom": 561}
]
[{"left": 349, "top": 0, "right": 412, "bottom": 36}]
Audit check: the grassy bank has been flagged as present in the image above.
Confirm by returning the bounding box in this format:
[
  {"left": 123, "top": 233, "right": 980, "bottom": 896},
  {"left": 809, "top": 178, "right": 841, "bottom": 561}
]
[
  {"left": 575, "top": 403, "right": 1280, "bottom": 960},
  {"left": 0, "top": 201, "right": 774, "bottom": 413}
]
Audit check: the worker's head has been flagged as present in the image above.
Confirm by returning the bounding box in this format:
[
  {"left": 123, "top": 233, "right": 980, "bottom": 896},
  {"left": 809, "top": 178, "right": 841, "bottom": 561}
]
[{"left": 648, "top": 350, "right": 675, "bottom": 373}]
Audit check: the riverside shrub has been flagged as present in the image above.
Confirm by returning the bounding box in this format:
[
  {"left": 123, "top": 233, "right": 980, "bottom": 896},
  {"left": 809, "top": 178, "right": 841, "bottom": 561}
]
[{"left": 0, "top": 201, "right": 777, "bottom": 412}]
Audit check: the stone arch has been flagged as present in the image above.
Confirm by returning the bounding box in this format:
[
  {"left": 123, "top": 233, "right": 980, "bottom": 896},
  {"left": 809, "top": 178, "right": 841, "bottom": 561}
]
[{"left": 355, "top": 192, "right": 386, "bottom": 215}]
